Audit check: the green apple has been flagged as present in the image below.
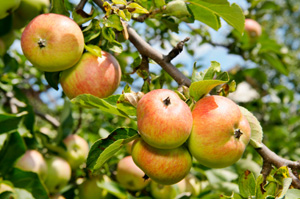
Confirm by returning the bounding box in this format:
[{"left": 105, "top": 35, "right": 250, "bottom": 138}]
[
  {"left": 60, "top": 52, "right": 121, "bottom": 99},
  {"left": 15, "top": 149, "right": 48, "bottom": 181},
  {"left": 13, "top": 0, "right": 50, "bottom": 29},
  {"left": 44, "top": 156, "right": 72, "bottom": 194},
  {"left": 116, "top": 156, "right": 150, "bottom": 191},
  {"left": 59, "top": 134, "right": 89, "bottom": 169},
  {"left": 245, "top": 19, "right": 262, "bottom": 38},
  {"left": 132, "top": 138, "right": 192, "bottom": 185},
  {"left": 78, "top": 176, "right": 108, "bottom": 199},
  {"left": 188, "top": 95, "right": 251, "bottom": 168},
  {"left": 164, "top": 0, "right": 191, "bottom": 19},
  {"left": 21, "top": 13, "right": 84, "bottom": 72},
  {"left": 150, "top": 181, "right": 177, "bottom": 199},
  {"left": 0, "top": 0, "right": 21, "bottom": 19},
  {"left": 137, "top": 89, "right": 193, "bottom": 149}
]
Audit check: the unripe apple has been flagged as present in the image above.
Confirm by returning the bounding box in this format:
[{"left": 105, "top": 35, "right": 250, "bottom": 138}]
[
  {"left": 44, "top": 156, "right": 72, "bottom": 193},
  {"left": 116, "top": 156, "right": 150, "bottom": 191},
  {"left": 60, "top": 52, "right": 121, "bottom": 99},
  {"left": 132, "top": 139, "right": 192, "bottom": 185},
  {"left": 21, "top": 13, "right": 84, "bottom": 72},
  {"left": 244, "top": 19, "right": 262, "bottom": 38},
  {"left": 150, "top": 181, "right": 177, "bottom": 199},
  {"left": 137, "top": 89, "right": 193, "bottom": 149},
  {"left": 164, "top": 0, "right": 190, "bottom": 19},
  {"left": 59, "top": 134, "right": 89, "bottom": 169},
  {"left": 78, "top": 176, "right": 108, "bottom": 199},
  {"left": 15, "top": 150, "right": 48, "bottom": 181},
  {"left": 0, "top": 0, "right": 21, "bottom": 19},
  {"left": 188, "top": 95, "right": 251, "bottom": 168}
]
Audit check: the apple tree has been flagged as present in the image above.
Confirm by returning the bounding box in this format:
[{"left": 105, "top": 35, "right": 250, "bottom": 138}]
[{"left": 0, "top": 0, "right": 300, "bottom": 198}]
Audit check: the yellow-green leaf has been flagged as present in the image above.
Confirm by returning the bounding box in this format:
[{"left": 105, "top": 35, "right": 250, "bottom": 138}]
[{"left": 127, "top": 3, "right": 149, "bottom": 14}]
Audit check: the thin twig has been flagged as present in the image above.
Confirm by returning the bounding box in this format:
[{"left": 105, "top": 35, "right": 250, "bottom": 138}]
[
  {"left": 164, "top": 37, "right": 190, "bottom": 62},
  {"left": 34, "top": 110, "right": 60, "bottom": 128}
]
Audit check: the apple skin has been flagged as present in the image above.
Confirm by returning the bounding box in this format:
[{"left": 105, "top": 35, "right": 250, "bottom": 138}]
[
  {"left": 44, "top": 156, "right": 72, "bottom": 194},
  {"left": 187, "top": 95, "right": 251, "bottom": 168},
  {"left": 0, "top": 0, "right": 21, "bottom": 19},
  {"left": 137, "top": 89, "right": 193, "bottom": 149},
  {"left": 116, "top": 156, "right": 150, "bottom": 191},
  {"left": 21, "top": 13, "right": 84, "bottom": 72},
  {"left": 13, "top": 0, "right": 50, "bottom": 29},
  {"left": 15, "top": 150, "right": 48, "bottom": 181},
  {"left": 244, "top": 19, "right": 262, "bottom": 38},
  {"left": 150, "top": 181, "right": 177, "bottom": 199},
  {"left": 78, "top": 177, "right": 108, "bottom": 199},
  {"left": 50, "top": 194, "right": 66, "bottom": 199},
  {"left": 59, "top": 134, "right": 89, "bottom": 169},
  {"left": 131, "top": 138, "right": 192, "bottom": 185},
  {"left": 60, "top": 52, "right": 121, "bottom": 99}
]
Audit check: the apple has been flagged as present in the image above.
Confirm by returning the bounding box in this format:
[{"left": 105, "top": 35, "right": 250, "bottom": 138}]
[
  {"left": 244, "top": 19, "right": 262, "bottom": 38},
  {"left": 116, "top": 156, "right": 150, "bottom": 191},
  {"left": 136, "top": 89, "right": 193, "bottom": 149},
  {"left": 15, "top": 150, "right": 48, "bottom": 181},
  {"left": 150, "top": 181, "right": 177, "bottom": 199},
  {"left": 78, "top": 176, "right": 108, "bottom": 199},
  {"left": 44, "top": 156, "right": 72, "bottom": 194},
  {"left": 21, "top": 13, "right": 84, "bottom": 72},
  {"left": 187, "top": 95, "right": 251, "bottom": 168},
  {"left": 125, "top": 140, "right": 134, "bottom": 154},
  {"left": 59, "top": 134, "right": 89, "bottom": 169},
  {"left": 164, "top": 0, "right": 190, "bottom": 19},
  {"left": 131, "top": 138, "right": 192, "bottom": 185},
  {"left": 60, "top": 52, "right": 121, "bottom": 99},
  {"left": 13, "top": 0, "right": 50, "bottom": 29},
  {"left": 0, "top": 31, "right": 16, "bottom": 56},
  {"left": 0, "top": 0, "right": 21, "bottom": 19},
  {"left": 50, "top": 194, "right": 66, "bottom": 199}
]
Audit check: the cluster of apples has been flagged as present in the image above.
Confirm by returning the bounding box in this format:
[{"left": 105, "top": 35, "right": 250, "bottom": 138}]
[
  {"left": 126, "top": 89, "right": 251, "bottom": 187},
  {"left": 20, "top": 13, "right": 121, "bottom": 99}
]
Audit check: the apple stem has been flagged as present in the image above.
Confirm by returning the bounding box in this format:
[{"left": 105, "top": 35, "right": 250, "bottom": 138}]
[
  {"left": 38, "top": 38, "right": 47, "bottom": 48},
  {"left": 142, "top": 174, "right": 149, "bottom": 181},
  {"left": 234, "top": 129, "right": 243, "bottom": 139},
  {"left": 163, "top": 96, "right": 171, "bottom": 106}
]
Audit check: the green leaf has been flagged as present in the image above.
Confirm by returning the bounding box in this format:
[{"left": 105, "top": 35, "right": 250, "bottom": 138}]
[
  {"left": 50, "top": 0, "right": 69, "bottom": 17},
  {"left": 191, "top": 61, "right": 222, "bottom": 82},
  {"left": 71, "top": 94, "right": 131, "bottom": 118},
  {"left": 239, "top": 106, "right": 263, "bottom": 148},
  {"left": 86, "top": 128, "right": 139, "bottom": 171},
  {"left": 153, "top": 0, "right": 165, "bottom": 8},
  {"left": 112, "top": 0, "right": 127, "bottom": 5},
  {"left": 44, "top": 71, "right": 60, "bottom": 90},
  {"left": 83, "top": 19, "right": 101, "bottom": 43},
  {"left": 238, "top": 170, "right": 256, "bottom": 198},
  {"left": 0, "top": 112, "right": 27, "bottom": 134},
  {"left": 102, "top": 27, "right": 116, "bottom": 42},
  {"left": 98, "top": 180, "right": 128, "bottom": 199},
  {"left": 72, "top": 9, "right": 97, "bottom": 25},
  {"left": 0, "top": 191, "right": 15, "bottom": 199},
  {"left": 105, "top": 14, "right": 123, "bottom": 31},
  {"left": 277, "top": 177, "right": 292, "bottom": 199},
  {"left": 261, "top": 53, "right": 289, "bottom": 76},
  {"left": 107, "top": 40, "right": 123, "bottom": 53},
  {"left": 285, "top": 189, "right": 300, "bottom": 199},
  {"left": 85, "top": 44, "right": 102, "bottom": 57},
  {"left": 127, "top": 3, "right": 149, "bottom": 14},
  {"left": 8, "top": 168, "right": 48, "bottom": 199},
  {"left": 0, "top": 132, "right": 26, "bottom": 175},
  {"left": 187, "top": 0, "right": 244, "bottom": 34}
]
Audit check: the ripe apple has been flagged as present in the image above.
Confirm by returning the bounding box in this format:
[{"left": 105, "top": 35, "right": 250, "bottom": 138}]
[
  {"left": 60, "top": 52, "right": 121, "bottom": 99},
  {"left": 15, "top": 150, "right": 48, "bottom": 181},
  {"left": 0, "top": 0, "right": 21, "bottom": 19},
  {"left": 21, "top": 13, "right": 84, "bottom": 72},
  {"left": 150, "top": 181, "right": 177, "bottom": 199},
  {"left": 78, "top": 176, "right": 108, "bottom": 199},
  {"left": 131, "top": 138, "right": 192, "bottom": 185},
  {"left": 137, "top": 89, "right": 193, "bottom": 149},
  {"left": 59, "top": 134, "right": 89, "bottom": 169},
  {"left": 44, "top": 156, "right": 72, "bottom": 194},
  {"left": 244, "top": 19, "right": 262, "bottom": 38},
  {"left": 13, "top": 0, "right": 50, "bottom": 29},
  {"left": 187, "top": 95, "right": 251, "bottom": 168},
  {"left": 116, "top": 156, "right": 150, "bottom": 191}
]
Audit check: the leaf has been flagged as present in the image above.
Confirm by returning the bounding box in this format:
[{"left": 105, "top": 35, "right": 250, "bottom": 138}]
[
  {"left": 84, "top": 44, "right": 102, "bottom": 57},
  {"left": 98, "top": 180, "right": 128, "bottom": 199},
  {"left": 56, "top": 100, "right": 73, "bottom": 143},
  {"left": 86, "top": 128, "right": 139, "bottom": 171},
  {"left": 71, "top": 94, "right": 131, "bottom": 118},
  {"left": 107, "top": 40, "right": 123, "bottom": 53},
  {"left": 239, "top": 106, "right": 263, "bottom": 148},
  {"left": 261, "top": 53, "right": 289, "bottom": 76},
  {"left": 44, "top": 71, "right": 60, "bottom": 90},
  {"left": 83, "top": 19, "right": 101, "bottom": 43},
  {"left": 127, "top": 3, "right": 149, "bottom": 14},
  {"left": 154, "top": 0, "right": 165, "bottom": 8},
  {"left": 112, "top": 0, "right": 127, "bottom": 5},
  {"left": 8, "top": 168, "right": 48, "bottom": 199},
  {"left": 105, "top": 14, "right": 123, "bottom": 31},
  {"left": 187, "top": 0, "right": 245, "bottom": 34},
  {"left": 50, "top": 0, "right": 69, "bottom": 17},
  {"left": 102, "top": 27, "right": 116, "bottom": 42},
  {"left": 238, "top": 170, "right": 256, "bottom": 198},
  {"left": 285, "top": 189, "right": 300, "bottom": 199},
  {"left": 0, "top": 191, "right": 15, "bottom": 199},
  {"left": 277, "top": 177, "right": 292, "bottom": 199},
  {"left": 0, "top": 132, "right": 26, "bottom": 175},
  {"left": 72, "top": 9, "right": 97, "bottom": 25},
  {"left": 0, "top": 112, "right": 27, "bottom": 134}
]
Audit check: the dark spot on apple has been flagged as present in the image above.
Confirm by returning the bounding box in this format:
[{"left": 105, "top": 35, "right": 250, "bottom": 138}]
[
  {"left": 234, "top": 129, "right": 243, "bottom": 139},
  {"left": 163, "top": 96, "right": 171, "bottom": 106},
  {"left": 38, "top": 38, "right": 47, "bottom": 48},
  {"left": 127, "top": 180, "right": 134, "bottom": 187}
]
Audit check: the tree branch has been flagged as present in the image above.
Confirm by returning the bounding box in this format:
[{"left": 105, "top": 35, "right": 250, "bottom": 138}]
[
  {"left": 164, "top": 37, "right": 190, "bottom": 62},
  {"left": 34, "top": 110, "right": 60, "bottom": 128}
]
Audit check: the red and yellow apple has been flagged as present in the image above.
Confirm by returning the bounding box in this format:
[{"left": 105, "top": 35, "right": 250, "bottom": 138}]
[
  {"left": 137, "top": 89, "right": 193, "bottom": 149},
  {"left": 187, "top": 95, "right": 251, "bottom": 168},
  {"left": 15, "top": 150, "right": 48, "bottom": 181},
  {"left": 44, "top": 156, "right": 72, "bottom": 193},
  {"left": 60, "top": 52, "right": 121, "bottom": 99},
  {"left": 116, "top": 156, "right": 150, "bottom": 191},
  {"left": 21, "top": 13, "right": 84, "bottom": 72},
  {"left": 0, "top": 0, "right": 21, "bottom": 19},
  {"left": 132, "top": 139, "right": 192, "bottom": 185},
  {"left": 244, "top": 19, "right": 262, "bottom": 38}
]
